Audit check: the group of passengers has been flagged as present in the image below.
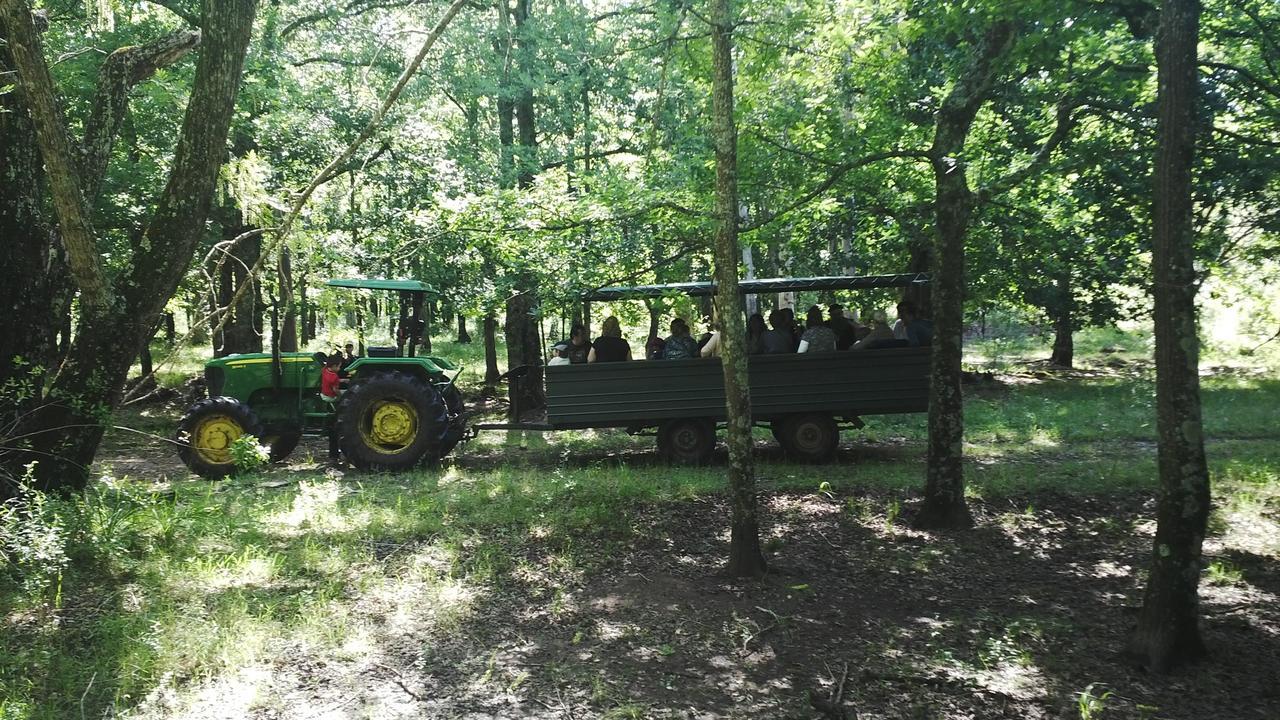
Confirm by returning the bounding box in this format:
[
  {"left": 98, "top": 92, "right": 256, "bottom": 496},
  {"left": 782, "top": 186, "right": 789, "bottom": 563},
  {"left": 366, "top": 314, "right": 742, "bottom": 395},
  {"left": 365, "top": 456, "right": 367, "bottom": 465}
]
[{"left": 547, "top": 300, "right": 932, "bottom": 365}]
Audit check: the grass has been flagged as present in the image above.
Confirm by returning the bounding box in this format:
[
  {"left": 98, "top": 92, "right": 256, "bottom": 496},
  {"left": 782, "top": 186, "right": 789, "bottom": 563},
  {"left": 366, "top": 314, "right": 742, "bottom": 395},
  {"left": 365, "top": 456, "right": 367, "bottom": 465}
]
[{"left": 5, "top": 333, "right": 1279, "bottom": 719}]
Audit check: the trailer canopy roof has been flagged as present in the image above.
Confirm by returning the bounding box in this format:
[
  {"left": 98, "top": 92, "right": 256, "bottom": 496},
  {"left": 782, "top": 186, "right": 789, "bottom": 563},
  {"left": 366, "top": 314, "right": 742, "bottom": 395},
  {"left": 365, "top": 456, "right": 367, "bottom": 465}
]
[
  {"left": 585, "top": 273, "right": 929, "bottom": 301},
  {"left": 325, "top": 278, "right": 438, "bottom": 294}
]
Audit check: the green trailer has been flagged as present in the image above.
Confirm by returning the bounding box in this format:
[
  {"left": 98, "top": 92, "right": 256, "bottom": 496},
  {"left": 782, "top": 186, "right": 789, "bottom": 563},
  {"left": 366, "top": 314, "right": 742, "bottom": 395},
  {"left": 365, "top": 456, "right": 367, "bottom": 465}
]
[{"left": 473, "top": 273, "right": 931, "bottom": 463}]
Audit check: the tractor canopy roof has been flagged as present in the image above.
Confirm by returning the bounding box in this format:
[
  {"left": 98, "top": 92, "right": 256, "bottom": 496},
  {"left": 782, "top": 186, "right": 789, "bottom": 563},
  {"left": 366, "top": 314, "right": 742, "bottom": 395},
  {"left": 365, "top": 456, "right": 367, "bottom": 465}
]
[
  {"left": 584, "top": 273, "right": 929, "bottom": 301},
  {"left": 325, "top": 278, "right": 438, "bottom": 294}
]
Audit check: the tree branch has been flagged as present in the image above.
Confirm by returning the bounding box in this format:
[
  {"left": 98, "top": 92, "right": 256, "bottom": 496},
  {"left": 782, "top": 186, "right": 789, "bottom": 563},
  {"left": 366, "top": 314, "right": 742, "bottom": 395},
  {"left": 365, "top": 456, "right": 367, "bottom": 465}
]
[
  {"left": 213, "top": 0, "right": 471, "bottom": 341},
  {"left": 976, "top": 97, "right": 1078, "bottom": 203},
  {"left": 741, "top": 150, "right": 933, "bottom": 232},
  {"left": 81, "top": 29, "right": 201, "bottom": 202},
  {"left": 1211, "top": 124, "right": 1280, "bottom": 148},
  {"left": 1202, "top": 60, "right": 1280, "bottom": 102},
  {"left": 541, "top": 145, "right": 634, "bottom": 171}
]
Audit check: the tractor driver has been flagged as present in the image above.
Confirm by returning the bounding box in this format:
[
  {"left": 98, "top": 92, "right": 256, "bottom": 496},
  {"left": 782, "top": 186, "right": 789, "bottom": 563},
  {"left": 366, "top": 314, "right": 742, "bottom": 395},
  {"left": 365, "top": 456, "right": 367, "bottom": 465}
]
[{"left": 320, "top": 356, "right": 344, "bottom": 462}]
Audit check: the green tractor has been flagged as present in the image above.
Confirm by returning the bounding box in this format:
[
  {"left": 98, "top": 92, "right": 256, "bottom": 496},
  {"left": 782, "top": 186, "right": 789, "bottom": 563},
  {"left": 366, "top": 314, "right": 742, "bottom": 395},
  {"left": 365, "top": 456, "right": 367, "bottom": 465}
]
[{"left": 175, "top": 279, "right": 466, "bottom": 478}]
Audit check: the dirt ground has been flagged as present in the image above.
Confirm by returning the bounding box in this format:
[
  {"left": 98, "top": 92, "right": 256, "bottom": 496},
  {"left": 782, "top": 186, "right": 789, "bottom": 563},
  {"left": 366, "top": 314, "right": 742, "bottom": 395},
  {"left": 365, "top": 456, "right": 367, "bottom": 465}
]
[{"left": 99, "top": 394, "right": 1280, "bottom": 720}]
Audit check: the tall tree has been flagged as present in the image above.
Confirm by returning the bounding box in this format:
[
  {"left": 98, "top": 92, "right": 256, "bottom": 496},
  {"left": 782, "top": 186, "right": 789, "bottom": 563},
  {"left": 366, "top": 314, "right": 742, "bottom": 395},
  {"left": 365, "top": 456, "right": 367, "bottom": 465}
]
[
  {"left": 1127, "top": 0, "right": 1211, "bottom": 672},
  {"left": 0, "top": 0, "right": 259, "bottom": 495},
  {"left": 709, "top": 0, "right": 765, "bottom": 577}
]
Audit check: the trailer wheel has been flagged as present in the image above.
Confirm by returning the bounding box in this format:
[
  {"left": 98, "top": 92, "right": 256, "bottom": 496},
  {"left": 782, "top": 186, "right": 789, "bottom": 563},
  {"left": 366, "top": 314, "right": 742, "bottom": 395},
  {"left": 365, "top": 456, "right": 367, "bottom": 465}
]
[
  {"left": 658, "top": 418, "right": 716, "bottom": 465},
  {"left": 779, "top": 413, "right": 838, "bottom": 463},
  {"left": 176, "top": 397, "right": 264, "bottom": 479},
  {"left": 337, "top": 372, "right": 448, "bottom": 471}
]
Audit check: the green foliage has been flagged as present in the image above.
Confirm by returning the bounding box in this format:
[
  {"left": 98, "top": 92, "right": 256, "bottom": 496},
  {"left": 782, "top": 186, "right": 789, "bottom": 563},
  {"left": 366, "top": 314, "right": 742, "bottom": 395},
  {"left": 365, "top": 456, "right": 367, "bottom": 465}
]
[
  {"left": 1076, "top": 683, "right": 1113, "bottom": 720},
  {"left": 229, "top": 434, "right": 270, "bottom": 475}
]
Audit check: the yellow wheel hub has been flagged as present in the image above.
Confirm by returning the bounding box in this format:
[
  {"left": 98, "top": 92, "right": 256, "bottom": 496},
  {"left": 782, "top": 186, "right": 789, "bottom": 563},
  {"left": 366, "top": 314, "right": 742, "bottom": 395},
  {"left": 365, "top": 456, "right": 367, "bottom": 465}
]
[
  {"left": 362, "top": 400, "right": 418, "bottom": 453},
  {"left": 193, "top": 414, "right": 242, "bottom": 465}
]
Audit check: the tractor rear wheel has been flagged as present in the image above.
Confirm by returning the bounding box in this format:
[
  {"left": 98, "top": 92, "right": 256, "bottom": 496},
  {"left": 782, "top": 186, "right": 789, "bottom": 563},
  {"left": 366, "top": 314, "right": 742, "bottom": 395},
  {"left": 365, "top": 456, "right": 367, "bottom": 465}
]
[
  {"left": 176, "top": 397, "right": 264, "bottom": 479},
  {"left": 336, "top": 372, "right": 448, "bottom": 471}
]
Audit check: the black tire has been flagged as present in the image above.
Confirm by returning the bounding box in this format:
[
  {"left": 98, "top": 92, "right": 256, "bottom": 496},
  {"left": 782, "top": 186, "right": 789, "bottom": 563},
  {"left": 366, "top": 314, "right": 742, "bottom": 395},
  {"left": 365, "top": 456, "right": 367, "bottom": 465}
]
[
  {"left": 175, "top": 397, "right": 264, "bottom": 479},
  {"left": 778, "top": 413, "right": 839, "bottom": 463},
  {"left": 262, "top": 432, "right": 302, "bottom": 463},
  {"left": 657, "top": 418, "right": 716, "bottom": 465},
  {"left": 336, "top": 371, "right": 448, "bottom": 471}
]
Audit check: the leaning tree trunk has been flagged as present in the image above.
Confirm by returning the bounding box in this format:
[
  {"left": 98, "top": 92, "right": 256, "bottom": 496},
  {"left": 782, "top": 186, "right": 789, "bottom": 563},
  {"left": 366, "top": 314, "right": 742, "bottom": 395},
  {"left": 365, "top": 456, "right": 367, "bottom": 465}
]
[
  {"left": 504, "top": 288, "right": 545, "bottom": 418},
  {"left": 1126, "top": 0, "right": 1210, "bottom": 673},
  {"left": 1, "top": 0, "right": 260, "bottom": 494},
  {"left": 914, "top": 21, "right": 1015, "bottom": 530},
  {"left": 710, "top": 0, "right": 765, "bottom": 578}
]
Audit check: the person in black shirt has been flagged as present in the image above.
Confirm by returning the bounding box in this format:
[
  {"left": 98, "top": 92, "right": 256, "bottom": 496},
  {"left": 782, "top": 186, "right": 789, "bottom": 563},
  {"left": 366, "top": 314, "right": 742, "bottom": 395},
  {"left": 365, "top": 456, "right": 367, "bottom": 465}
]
[
  {"left": 761, "top": 309, "right": 798, "bottom": 354},
  {"left": 826, "top": 304, "right": 857, "bottom": 350},
  {"left": 589, "top": 316, "right": 632, "bottom": 362},
  {"left": 558, "top": 323, "right": 591, "bottom": 364}
]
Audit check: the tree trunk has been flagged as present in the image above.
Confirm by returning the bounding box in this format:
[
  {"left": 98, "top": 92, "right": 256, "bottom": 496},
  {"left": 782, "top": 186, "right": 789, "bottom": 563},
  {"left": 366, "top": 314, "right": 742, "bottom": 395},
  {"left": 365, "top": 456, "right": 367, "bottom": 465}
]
[
  {"left": 1046, "top": 273, "right": 1074, "bottom": 367},
  {"left": 512, "top": 0, "right": 536, "bottom": 190},
  {"left": 0, "top": 27, "right": 69, "bottom": 409},
  {"left": 1, "top": 0, "right": 260, "bottom": 494},
  {"left": 163, "top": 312, "right": 176, "bottom": 346},
  {"left": 504, "top": 288, "right": 545, "bottom": 418},
  {"left": 484, "top": 312, "right": 501, "bottom": 387},
  {"left": 457, "top": 313, "right": 472, "bottom": 343},
  {"left": 1126, "top": 0, "right": 1210, "bottom": 673},
  {"left": 711, "top": 0, "right": 765, "bottom": 578},
  {"left": 279, "top": 245, "right": 298, "bottom": 352},
  {"left": 216, "top": 216, "right": 264, "bottom": 356},
  {"left": 915, "top": 21, "right": 1016, "bottom": 530}
]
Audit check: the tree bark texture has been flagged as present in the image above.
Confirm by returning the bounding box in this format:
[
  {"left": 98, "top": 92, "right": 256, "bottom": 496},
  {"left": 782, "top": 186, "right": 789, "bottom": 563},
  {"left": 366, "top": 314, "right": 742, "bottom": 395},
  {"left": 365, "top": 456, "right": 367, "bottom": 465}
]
[
  {"left": 457, "top": 314, "right": 472, "bottom": 343},
  {"left": 0, "top": 27, "right": 70, "bottom": 407},
  {"left": 279, "top": 245, "right": 298, "bottom": 352},
  {"left": 1126, "top": 0, "right": 1210, "bottom": 673},
  {"left": 1, "top": 0, "right": 259, "bottom": 495},
  {"left": 483, "top": 312, "right": 501, "bottom": 387},
  {"left": 214, "top": 213, "right": 264, "bottom": 356},
  {"left": 0, "top": 0, "right": 108, "bottom": 307},
  {"left": 504, "top": 290, "right": 545, "bottom": 418},
  {"left": 1049, "top": 274, "right": 1074, "bottom": 368},
  {"left": 711, "top": 0, "right": 765, "bottom": 578},
  {"left": 916, "top": 21, "right": 1016, "bottom": 530}
]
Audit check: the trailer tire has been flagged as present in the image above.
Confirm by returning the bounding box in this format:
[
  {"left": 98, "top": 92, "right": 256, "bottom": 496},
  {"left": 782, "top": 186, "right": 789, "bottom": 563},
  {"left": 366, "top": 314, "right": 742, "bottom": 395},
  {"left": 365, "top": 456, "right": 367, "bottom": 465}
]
[
  {"left": 176, "top": 397, "right": 264, "bottom": 479},
  {"left": 658, "top": 418, "right": 716, "bottom": 465},
  {"left": 337, "top": 372, "right": 448, "bottom": 471},
  {"left": 779, "top": 413, "right": 838, "bottom": 463}
]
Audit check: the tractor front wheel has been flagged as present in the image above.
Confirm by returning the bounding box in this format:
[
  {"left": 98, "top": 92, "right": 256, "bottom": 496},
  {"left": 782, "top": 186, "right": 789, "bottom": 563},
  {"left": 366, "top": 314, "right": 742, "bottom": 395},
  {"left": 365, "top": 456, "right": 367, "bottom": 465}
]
[
  {"left": 176, "top": 397, "right": 264, "bottom": 479},
  {"left": 336, "top": 372, "right": 448, "bottom": 471}
]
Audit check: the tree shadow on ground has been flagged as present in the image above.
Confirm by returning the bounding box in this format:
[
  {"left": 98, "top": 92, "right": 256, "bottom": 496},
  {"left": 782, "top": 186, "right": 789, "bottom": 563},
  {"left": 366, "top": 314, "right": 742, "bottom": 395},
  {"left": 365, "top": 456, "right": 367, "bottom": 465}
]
[{"left": 229, "top": 484, "right": 1280, "bottom": 719}]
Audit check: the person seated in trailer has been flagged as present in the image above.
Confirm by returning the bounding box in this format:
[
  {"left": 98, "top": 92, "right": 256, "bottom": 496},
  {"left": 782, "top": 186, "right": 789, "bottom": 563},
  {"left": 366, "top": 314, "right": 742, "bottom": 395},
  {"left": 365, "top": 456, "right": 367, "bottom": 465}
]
[
  {"left": 797, "top": 305, "right": 837, "bottom": 353},
  {"left": 557, "top": 323, "right": 591, "bottom": 364},
  {"left": 851, "top": 309, "right": 896, "bottom": 350},
  {"left": 662, "top": 318, "right": 700, "bottom": 360},
  {"left": 645, "top": 335, "right": 666, "bottom": 360},
  {"left": 699, "top": 308, "right": 724, "bottom": 358},
  {"left": 746, "top": 312, "right": 767, "bottom": 355},
  {"left": 895, "top": 300, "right": 933, "bottom": 347},
  {"left": 826, "top": 303, "right": 858, "bottom": 351},
  {"left": 761, "top": 309, "right": 798, "bottom": 354},
  {"left": 779, "top": 306, "right": 802, "bottom": 346},
  {"left": 589, "top": 316, "right": 633, "bottom": 363},
  {"left": 547, "top": 342, "right": 572, "bottom": 366}
]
